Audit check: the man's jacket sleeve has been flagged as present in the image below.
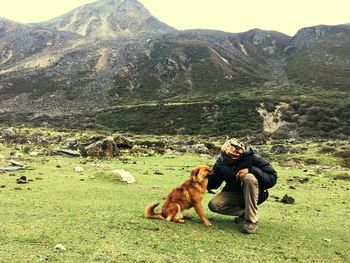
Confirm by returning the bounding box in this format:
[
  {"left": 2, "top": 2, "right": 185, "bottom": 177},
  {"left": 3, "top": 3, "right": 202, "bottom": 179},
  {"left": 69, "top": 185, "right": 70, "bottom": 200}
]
[
  {"left": 207, "top": 161, "right": 224, "bottom": 190},
  {"left": 249, "top": 154, "right": 277, "bottom": 188}
]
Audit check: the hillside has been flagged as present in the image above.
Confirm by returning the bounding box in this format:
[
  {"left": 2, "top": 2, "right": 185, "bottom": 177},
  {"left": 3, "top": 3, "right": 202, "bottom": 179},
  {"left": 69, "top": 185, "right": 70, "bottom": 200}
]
[{"left": 0, "top": 0, "right": 349, "bottom": 138}]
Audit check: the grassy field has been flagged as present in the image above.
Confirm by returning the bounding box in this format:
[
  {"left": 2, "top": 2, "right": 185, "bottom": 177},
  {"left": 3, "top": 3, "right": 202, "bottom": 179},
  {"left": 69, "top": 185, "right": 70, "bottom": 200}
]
[{"left": 0, "top": 139, "right": 350, "bottom": 263}]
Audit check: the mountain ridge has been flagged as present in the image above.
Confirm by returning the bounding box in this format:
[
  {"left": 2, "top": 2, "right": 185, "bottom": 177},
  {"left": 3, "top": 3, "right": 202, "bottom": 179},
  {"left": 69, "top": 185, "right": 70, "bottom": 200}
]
[{"left": 0, "top": 1, "right": 349, "bottom": 138}]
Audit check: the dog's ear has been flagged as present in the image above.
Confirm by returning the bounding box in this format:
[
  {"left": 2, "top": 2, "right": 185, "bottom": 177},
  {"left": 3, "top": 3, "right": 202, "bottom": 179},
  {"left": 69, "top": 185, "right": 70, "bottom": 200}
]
[{"left": 191, "top": 167, "right": 200, "bottom": 177}]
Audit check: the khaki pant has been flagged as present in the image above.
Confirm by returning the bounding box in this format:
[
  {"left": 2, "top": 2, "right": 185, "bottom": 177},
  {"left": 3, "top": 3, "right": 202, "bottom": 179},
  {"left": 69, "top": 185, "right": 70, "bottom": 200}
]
[{"left": 208, "top": 173, "right": 259, "bottom": 223}]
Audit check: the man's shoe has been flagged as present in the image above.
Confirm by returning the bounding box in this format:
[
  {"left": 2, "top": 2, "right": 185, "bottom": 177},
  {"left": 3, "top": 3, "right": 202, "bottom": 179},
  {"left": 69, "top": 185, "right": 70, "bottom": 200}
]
[
  {"left": 233, "top": 214, "right": 245, "bottom": 224},
  {"left": 241, "top": 221, "right": 258, "bottom": 234}
]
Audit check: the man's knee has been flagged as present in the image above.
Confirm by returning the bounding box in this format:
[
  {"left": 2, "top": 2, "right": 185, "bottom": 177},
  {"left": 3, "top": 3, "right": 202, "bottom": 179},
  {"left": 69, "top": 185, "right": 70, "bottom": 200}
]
[
  {"left": 208, "top": 198, "right": 221, "bottom": 213},
  {"left": 243, "top": 173, "right": 258, "bottom": 186}
]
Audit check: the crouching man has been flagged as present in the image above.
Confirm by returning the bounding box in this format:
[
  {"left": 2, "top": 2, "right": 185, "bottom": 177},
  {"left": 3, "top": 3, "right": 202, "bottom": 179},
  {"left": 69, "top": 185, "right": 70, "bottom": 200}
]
[{"left": 208, "top": 138, "right": 277, "bottom": 234}]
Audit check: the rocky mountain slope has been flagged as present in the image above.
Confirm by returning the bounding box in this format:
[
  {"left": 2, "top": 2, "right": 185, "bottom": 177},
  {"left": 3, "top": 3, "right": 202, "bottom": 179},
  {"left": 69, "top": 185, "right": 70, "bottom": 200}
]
[
  {"left": 40, "top": 0, "right": 174, "bottom": 39},
  {"left": 0, "top": 0, "right": 349, "bottom": 138}
]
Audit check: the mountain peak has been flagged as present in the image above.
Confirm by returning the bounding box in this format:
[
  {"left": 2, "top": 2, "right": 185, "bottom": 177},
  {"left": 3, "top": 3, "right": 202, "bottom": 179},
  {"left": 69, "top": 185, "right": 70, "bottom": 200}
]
[{"left": 40, "top": 0, "right": 174, "bottom": 39}]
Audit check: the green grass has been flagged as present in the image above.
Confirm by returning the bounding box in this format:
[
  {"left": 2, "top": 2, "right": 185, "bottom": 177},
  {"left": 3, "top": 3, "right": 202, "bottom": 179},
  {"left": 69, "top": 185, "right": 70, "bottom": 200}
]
[{"left": 0, "top": 140, "right": 350, "bottom": 262}]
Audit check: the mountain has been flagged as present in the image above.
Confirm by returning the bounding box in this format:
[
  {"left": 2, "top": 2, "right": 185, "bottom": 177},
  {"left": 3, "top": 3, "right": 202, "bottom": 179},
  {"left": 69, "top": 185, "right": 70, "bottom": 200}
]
[
  {"left": 39, "top": 0, "right": 175, "bottom": 39},
  {"left": 0, "top": 0, "right": 349, "bottom": 138},
  {"left": 285, "top": 24, "right": 350, "bottom": 90}
]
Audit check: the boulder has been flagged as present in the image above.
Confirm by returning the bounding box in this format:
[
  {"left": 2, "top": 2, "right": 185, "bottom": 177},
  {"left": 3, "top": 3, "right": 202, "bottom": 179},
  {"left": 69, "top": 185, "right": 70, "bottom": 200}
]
[
  {"left": 80, "top": 137, "right": 119, "bottom": 158},
  {"left": 281, "top": 194, "right": 295, "bottom": 204},
  {"left": 113, "top": 134, "right": 134, "bottom": 149},
  {"left": 113, "top": 169, "right": 136, "bottom": 184},
  {"left": 52, "top": 149, "right": 81, "bottom": 157}
]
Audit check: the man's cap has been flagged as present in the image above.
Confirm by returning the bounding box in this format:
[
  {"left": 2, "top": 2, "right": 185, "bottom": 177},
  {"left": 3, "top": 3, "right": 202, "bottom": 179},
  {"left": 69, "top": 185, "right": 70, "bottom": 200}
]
[{"left": 220, "top": 138, "right": 245, "bottom": 160}]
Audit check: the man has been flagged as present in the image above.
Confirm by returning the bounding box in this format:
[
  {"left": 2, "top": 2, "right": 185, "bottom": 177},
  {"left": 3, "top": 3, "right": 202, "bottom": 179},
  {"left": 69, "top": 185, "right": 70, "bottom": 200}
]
[{"left": 207, "top": 138, "right": 277, "bottom": 234}]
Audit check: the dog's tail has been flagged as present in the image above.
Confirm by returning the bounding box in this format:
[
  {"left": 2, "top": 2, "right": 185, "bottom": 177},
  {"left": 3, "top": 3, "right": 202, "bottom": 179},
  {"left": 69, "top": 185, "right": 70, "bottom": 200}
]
[{"left": 145, "top": 202, "right": 165, "bottom": 220}]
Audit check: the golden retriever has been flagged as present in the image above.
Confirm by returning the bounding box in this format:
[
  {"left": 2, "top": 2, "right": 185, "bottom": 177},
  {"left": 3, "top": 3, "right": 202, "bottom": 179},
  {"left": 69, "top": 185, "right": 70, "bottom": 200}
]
[{"left": 145, "top": 164, "right": 212, "bottom": 226}]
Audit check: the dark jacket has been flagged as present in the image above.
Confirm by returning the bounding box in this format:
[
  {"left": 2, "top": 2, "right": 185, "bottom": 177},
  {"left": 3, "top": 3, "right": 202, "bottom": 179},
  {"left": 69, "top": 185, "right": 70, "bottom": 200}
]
[{"left": 207, "top": 147, "right": 277, "bottom": 204}]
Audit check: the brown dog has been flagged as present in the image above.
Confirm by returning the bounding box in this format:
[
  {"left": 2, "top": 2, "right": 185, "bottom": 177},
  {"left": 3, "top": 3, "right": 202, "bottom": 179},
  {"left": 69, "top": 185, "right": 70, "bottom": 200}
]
[{"left": 145, "top": 164, "right": 213, "bottom": 226}]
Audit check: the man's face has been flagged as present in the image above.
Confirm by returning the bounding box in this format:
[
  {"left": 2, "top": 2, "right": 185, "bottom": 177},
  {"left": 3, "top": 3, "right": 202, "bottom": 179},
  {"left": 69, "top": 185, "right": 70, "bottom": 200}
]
[{"left": 221, "top": 153, "right": 238, "bottom": 165}]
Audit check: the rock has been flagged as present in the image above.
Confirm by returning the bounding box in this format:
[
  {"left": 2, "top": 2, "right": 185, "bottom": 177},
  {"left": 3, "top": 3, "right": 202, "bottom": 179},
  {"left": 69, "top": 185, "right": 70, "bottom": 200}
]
[
  {"left": 113, "top": 134, "right": 134, "bottom": 149},
  {"left": 323, "top": 238, "right": 331, "bottom": 243},
  {"left": 11, "top": 160, "right": 25, "bottom": 167},
  {"left": 304, "top": 158, "right": 319, "bottom": 165},
  {"left": 270, "top": 144, "right": 299, "bottom": 154},
  {"left": 74, "top": 166, "right": 84, "bottom": 172},
  {"left": 180, "top": 144, "right": 209, "bottom": 154},
  {"left": 16, "top": 175, "right": 28, "bottom": 184},
  {"left": 280, "top": 158, "right": 301, "bottom": 167},
  {"left": 298, "top": 178, "right": 309, "bottom": 184},
  {"left": 52, "top": 149, "right": 81, "bottom": 157},
  {"left": 80, "top": 137, "right": 119, "bottom": 158},
  {"left": 0, "top": 166, "right": 27, "bottom": 172},
  {"left": 281, "top": 194, "right": 295, "bottom": 204},
  {"left": 1, "top": 129, "right": 28, "bottom": 144},
  {"left": 153, "top": 170, "right": 164, "bottom": 175},
  {"left": 318, "top": 146, "right": 336, "bottom": 153},
  {"left": 113, "top": 169, "right": 136, "bottom": 184},
  {"left": 55, "top": 244, "right": 66, "bottom": 251}
]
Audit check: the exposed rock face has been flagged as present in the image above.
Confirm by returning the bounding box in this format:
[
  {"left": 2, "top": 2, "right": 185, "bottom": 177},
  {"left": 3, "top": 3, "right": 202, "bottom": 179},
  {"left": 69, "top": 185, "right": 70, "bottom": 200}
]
[
  {"left": 40, "top": 0, "right": 174, "bottom": 39},
  {"left": 257, "top": 102, "right": 289, "bottom": 134},
  {"left": 80, "top": 137, "right": 118, "bottom": 158}
]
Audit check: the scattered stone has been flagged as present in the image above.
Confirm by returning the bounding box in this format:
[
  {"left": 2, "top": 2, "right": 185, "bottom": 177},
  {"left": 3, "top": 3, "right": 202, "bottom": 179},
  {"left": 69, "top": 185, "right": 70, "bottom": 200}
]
[
  {"left": 280, "top": 158, "right": 301, "bottom": 167},
  {"left": 145, "top": 227, "right": 160, "bottom": 231},
  {"left": 318, "top": 146, "right": 336, "bottom": 153},
  {"left": 112, "top": 169, "right": 136, "bottom": 184},
  {"left": 281, "top": 194, "right": 295, "bottom": 204},
  {"left": 180, "top": 144, "right": 209, "bottom": 154},
  {"left": 271, "top": 195, "right": 280, "bottom": 201},
  {"left": 270, "top": 144, "right": 299, "bottom": 154},
  {"left": 10, "top": 160, "right": 25, "bottom": 167},
  {"left": 0, "top": 185, "right": 6, "bottom": 188},
  {"left": 323, "top": 238, "right": 331, "bottom": 243},
  {"left": 304, "top": 158, "right": 319, "bottom": 165},
  {"left": 56, "top": 165, "right": 61, "bottom": 168},
  {"left": 16, "top": 175, "right": 28, "bottom": 184},
  {"left": 14, "top": 187, "right": 22, "bottom": 190},
  {"left": 289, "top": 186, "right": 296, "bottom": 189},
  {"left": 74, "top": 166, "right": 84, "bottom": 172},
  {"left": 55, "top": 244, "right": 66, "bottom": 251},
  {"left": 36, "top": 177, "right": 44, "bottom": 180},
  {"left": 52, "top": 149, "right": 81, "bottom": 157},
  {"left": 0, "top": 166, "right": 27, "bottom": 172},
  {"left": 298, "top": 178, "right": 309, "bottom": 184},
  {"left": 154, "top": 170, "right": 164, "bottom": 175}
]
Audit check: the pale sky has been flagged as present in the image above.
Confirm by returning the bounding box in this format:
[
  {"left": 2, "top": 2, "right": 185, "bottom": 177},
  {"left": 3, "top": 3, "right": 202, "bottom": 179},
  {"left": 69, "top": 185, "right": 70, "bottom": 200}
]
[{"left": 0, "top": 0, "right": 349, "bottom": 36}]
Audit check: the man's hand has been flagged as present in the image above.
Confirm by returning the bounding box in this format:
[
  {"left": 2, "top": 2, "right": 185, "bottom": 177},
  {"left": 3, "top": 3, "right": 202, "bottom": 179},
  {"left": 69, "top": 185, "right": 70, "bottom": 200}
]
[{"left": 236, "top": 168, "right": 249, "bottom": 182}]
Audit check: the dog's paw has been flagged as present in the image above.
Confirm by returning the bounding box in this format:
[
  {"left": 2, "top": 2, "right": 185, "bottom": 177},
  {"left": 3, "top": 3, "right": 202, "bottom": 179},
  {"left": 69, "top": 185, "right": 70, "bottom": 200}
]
[
  {"left": 183, "top": 214, "right": 192, "bottom": 219},
  {"left": 204, "top": 221, "right": 212, "bottom": 227}
]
